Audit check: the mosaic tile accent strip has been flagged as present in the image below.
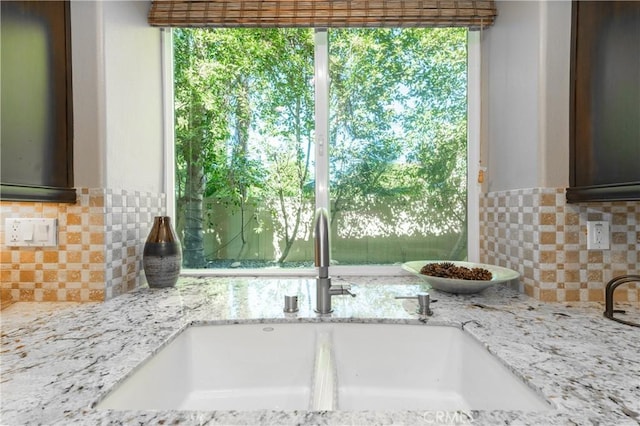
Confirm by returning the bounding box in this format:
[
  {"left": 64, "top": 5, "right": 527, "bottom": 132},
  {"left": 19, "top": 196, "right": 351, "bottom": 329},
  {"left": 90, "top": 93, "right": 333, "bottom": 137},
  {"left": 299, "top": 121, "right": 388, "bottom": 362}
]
[
  {"left": 480, "top": 188, "right": 640, "bottom": 302},
  {"left": 0, "top": 188, "right": 165, "bottom": 304},
  {"left": 103, "top": 189, "right": 165, "bottom": 299}
]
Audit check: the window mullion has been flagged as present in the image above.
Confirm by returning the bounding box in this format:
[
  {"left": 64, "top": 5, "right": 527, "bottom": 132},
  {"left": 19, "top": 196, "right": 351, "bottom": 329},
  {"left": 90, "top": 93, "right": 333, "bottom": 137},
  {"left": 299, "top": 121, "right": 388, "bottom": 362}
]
[
  {"left": 314, "top": 29, "right": 330, "bottom": 213},
  {"left": 467, "top": 30, "right": 480, "bottom": 262}
]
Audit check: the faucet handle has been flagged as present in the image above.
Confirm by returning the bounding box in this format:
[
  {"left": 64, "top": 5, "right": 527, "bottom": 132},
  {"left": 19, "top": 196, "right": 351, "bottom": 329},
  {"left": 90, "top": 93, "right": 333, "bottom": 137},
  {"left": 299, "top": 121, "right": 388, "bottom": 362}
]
[
  {"left": 283, "top": 295, "right": 299, "bottom": 313},
  {"left": 343, "top": 287, "right": 357, "bottom": 298},
  {"left": 330, "top": 284, "right": 356, "bottom": 298},
  {"left": 395, "top": 292, "right": 433, "bottom": 316}
]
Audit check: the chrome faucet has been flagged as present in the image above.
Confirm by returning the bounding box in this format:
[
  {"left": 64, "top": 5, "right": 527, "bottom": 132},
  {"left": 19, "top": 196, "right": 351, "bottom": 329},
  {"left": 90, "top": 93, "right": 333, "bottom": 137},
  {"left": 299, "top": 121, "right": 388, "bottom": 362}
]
[{"left": 314, "top": 208, "right": 355, "bottom": 314}]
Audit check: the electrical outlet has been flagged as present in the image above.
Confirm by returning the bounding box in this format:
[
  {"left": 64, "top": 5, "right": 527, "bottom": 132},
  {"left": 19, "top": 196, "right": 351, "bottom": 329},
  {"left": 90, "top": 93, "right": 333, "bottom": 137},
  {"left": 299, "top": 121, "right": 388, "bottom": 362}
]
[
  {"left": 587, "top": 221, "right": 610, "bottom": 250},
  {"left": 4, "top": 218, "right": 58, "bottom": 247},
  {"left": 6, "top": 218, "right": 21, "bottom": 244}
]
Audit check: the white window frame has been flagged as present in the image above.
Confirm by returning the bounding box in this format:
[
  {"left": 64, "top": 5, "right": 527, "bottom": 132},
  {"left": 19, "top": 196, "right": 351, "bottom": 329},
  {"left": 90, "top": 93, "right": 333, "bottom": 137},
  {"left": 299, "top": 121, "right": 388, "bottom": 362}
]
[
  {"left": 162, "top": 29, "right": 480, "bottom": 277},
  {"left": 162, "top": 28, "right": 176, "bottom": 221}
]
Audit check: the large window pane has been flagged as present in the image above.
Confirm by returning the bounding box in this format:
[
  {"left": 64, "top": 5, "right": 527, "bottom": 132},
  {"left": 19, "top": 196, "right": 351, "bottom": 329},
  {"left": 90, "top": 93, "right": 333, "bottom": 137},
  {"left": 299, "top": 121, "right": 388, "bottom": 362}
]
[
  {"left": 173, "top": 28, "right": 316, "bottom": 269},
  {"left": 328, "top": 28, "right": 468, "bottom": 264},
  {"left": 172, "top": 27, "right": 468, "bottom": 269}
]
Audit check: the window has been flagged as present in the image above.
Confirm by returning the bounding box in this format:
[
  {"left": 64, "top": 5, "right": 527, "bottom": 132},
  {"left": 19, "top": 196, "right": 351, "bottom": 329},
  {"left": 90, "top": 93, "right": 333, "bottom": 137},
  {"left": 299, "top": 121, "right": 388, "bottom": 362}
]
[{"left": 170, "top": 27, "right": 478, "bottom": 272}]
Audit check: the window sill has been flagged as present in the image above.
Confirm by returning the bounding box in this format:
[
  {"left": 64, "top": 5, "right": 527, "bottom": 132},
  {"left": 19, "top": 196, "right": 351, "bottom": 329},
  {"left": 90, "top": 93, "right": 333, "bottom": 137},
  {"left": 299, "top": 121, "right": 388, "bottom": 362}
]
[{"left": 180, "top": 265, "right": 408, "bottom": 278}]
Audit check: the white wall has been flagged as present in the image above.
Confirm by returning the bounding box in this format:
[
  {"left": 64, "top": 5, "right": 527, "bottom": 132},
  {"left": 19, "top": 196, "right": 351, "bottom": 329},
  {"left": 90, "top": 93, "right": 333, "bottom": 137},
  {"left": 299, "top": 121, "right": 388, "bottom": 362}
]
[
  {"left": 71, "top": 0, "right": 165, "bottom": 194},
  {"left": 539, "top": 1, "right": 571, "bottom": 188},
  {"left": 71, "top": 1, "right": 105, "bottom": 188},
  {"left": 482, "top": 1, "right": 571, "bottom": 192}
]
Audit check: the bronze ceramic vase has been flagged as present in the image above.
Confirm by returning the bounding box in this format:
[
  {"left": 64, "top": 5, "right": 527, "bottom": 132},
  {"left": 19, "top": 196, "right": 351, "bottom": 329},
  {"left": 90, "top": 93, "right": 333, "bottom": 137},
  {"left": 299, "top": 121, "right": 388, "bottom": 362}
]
[{"left": 143, "top": 216, "right": 182, "bottom": 288}]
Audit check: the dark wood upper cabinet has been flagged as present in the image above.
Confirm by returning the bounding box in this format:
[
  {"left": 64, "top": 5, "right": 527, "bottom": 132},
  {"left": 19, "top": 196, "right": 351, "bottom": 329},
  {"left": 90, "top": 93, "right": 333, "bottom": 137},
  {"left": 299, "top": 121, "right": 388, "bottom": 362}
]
[
  {"left": 0, "top": 1, "right": 75, "bottom": 203},
  {"left": 568, "top": 1, "right": 640, "bottom": 202}
]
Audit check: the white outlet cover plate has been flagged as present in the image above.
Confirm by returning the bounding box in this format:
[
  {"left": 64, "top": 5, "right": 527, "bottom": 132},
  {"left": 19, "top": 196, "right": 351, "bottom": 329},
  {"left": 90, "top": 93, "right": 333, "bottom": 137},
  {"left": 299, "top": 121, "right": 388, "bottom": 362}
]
[
  {"left": 4, "top": 218, "right": 58, "bottom": 247},
  {"left": 587, "top": 220, "right": 610, "bottom": 250}
]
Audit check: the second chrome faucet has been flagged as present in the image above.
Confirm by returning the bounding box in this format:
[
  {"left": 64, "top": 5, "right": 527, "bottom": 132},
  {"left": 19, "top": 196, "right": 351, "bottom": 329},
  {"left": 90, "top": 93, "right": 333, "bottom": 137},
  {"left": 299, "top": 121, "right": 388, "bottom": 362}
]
[{"left": 314, "top": 208, "right": 355, "bottom": 314}]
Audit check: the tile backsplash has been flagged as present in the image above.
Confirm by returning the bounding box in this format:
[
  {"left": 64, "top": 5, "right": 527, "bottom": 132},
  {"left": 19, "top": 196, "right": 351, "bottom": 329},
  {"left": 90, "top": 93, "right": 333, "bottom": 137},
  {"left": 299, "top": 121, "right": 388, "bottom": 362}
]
[
  {"left": 3, "top": 186, "right": 638, "bottom": 305},
  {"left": 1, "top": 188, "right": 164, "bottom": 304},
  {"left": 480, "top": 188, "right": 639, "bottom": 302}
]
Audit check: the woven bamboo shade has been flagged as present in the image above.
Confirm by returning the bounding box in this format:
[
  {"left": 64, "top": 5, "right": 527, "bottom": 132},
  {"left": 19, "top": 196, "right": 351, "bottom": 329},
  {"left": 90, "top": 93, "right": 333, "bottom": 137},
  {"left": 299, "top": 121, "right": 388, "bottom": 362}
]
[{"left": 148, "top": 0, "right": 496, "bottom": 29}]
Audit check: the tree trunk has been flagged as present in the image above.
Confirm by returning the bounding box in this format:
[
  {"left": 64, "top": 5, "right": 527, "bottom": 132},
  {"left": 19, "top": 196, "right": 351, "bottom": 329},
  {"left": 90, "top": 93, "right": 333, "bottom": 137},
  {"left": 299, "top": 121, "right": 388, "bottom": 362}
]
[
  {"left": 182, "top": 97, "right": 207, "bottom": 269},
  {"left": 182, "top": 155, "right": 207, "bottom": 268},
  {"left": 447, "top": 202, "right": 468, "bottom": 260},
  {"left": 232, "top": 78, "right": 251, "bottom": 259},
  {"left": 276, "top": 96, "right": 310, "bottom": 264}
]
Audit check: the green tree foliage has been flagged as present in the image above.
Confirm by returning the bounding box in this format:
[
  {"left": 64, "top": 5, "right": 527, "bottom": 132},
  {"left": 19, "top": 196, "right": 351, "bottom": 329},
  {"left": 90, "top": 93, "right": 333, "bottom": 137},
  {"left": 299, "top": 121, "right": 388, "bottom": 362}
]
[
  {"left": 253, "top": 29, "right": 315, "bottom": 263},
  {"left": 174, "top": 29, "right": 226, "bottom": 268},
  {"left": 174, "top": 29, "right": 269, "bottom": 267},
  {"left": 174, "top": 27, "right": 468, "bottom": 266},
  {"left": 329, "top": 28, "right": 468, "bottom": 257}
]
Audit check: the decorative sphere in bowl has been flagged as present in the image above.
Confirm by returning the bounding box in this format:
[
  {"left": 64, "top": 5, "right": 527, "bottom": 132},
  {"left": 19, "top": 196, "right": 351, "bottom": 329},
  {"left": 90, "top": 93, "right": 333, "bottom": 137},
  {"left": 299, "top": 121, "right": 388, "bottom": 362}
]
[{"left": 402, "top": 260, "right": 520, "bottom": 294}]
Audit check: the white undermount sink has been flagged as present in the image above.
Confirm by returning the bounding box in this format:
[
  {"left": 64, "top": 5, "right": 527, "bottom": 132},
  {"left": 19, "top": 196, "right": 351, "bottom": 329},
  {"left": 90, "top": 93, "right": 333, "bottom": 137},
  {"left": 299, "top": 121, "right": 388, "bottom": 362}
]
[{"left": 97, "top": 322, "right": 550, "bottom": 412}]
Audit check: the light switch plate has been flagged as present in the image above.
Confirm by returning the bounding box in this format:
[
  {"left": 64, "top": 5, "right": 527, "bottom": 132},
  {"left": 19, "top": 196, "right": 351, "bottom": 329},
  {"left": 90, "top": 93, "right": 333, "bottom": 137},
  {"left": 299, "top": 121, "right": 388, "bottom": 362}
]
[
  {"left": 587, "top": 221, "right": 610, "bottom": 250},
  {"left": 4, "top": 218, "right": 58, "bottom": 247}
]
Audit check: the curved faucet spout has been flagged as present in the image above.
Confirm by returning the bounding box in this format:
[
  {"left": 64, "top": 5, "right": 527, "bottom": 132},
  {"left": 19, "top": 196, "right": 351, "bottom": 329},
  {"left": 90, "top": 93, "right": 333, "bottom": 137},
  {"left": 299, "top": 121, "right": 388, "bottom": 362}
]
[
  {"left": 313, "top": 207, "right": 356, "bottom": 314},
  {"left": 604, "top": 275, "right": 640, "bottom": 327},
  {"left": 314, "top": 208, "right": 330, "bottom": 279}
]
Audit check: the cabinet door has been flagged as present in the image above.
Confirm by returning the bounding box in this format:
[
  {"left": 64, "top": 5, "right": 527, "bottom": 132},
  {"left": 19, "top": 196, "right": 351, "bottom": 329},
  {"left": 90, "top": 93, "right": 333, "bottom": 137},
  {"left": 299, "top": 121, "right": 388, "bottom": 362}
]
[
  {"left": 0, "top": 1, "right": 75, "bottom": 202},
  {"left": 568, "top": 1, "right": 640, "bottom": 202}
]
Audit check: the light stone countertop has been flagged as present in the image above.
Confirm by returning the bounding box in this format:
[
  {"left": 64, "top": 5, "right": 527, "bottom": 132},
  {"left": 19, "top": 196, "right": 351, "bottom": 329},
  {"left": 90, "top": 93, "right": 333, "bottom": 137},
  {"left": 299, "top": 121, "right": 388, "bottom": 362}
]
[{"left": 1, "top": 275, "right": 639, "bottom": 425}]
